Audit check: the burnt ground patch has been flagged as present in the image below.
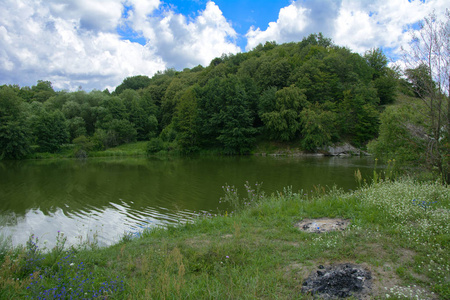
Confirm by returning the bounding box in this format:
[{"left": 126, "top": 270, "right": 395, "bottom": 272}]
[{"left": 301, "top": 263, "right": 372, "bottom": 299}]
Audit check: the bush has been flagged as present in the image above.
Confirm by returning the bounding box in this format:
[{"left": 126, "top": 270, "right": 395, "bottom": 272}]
[
  {"left": 73, "top": 135, "right": 95, "bottom": 158},
  {"left": 147, "top": 137, "right": 165, "bottom": 154}
]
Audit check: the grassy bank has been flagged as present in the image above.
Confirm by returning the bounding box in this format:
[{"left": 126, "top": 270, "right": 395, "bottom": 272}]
[
  {"left": 27, "top": 139, "right": 331, "bottom": 160},
  {"left": 1, "top": 179, "right": 448, "bottom": 299},
  {"left": 29, "top": 141, "right": 149, "bottom": 159}
]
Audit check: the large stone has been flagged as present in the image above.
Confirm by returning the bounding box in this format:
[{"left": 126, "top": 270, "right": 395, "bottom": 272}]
[{"left": 323, "top": 143, "right": 369, "bottom": 156}]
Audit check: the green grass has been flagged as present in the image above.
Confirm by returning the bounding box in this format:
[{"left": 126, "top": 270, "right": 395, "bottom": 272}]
[
  {"left": 28, "top": 141, "right": 149, "bottom": 159},
  {"left": 253, "top": 138, "right": 306, "bottom": 155},
  {"left": 89, "top": 141, "right": 148, "bottom": 157},
  {"left": 1, "top": 179, "right": 449, "bottom": 299}
]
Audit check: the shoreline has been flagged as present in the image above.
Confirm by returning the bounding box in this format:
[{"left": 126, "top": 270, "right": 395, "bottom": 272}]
[{"left": 1, "top": 178, "right": 448, "bottom": 299}]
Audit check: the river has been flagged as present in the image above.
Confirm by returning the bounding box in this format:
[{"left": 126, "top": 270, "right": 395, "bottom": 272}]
[{"left": 0, "top": 155, "right": 375, "bottom": 248}]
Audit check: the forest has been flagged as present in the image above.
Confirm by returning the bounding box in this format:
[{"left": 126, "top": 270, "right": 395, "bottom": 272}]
[{"left": 1, "top": 33, "right": 403, "bottom": 160}]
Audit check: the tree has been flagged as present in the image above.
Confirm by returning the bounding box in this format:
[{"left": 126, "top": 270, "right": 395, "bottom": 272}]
[
  {"left": 94, "top": 119, "right": 137, "bottom": 149},
  {"left": 260, "top": 85, "right": 308, "bottom": 141},
  {"left": 338, "top": 84, "right": 380, "bottom": 146},
  {"left": 0, "top": 86, "right": 32, "bottom": 159},
  {"left": 368, "top": 101, "right": 428, "bottom": 166},
  {"left": 364, "top": 48, "right": 398, "bottom": 105},
  {"left": 67, "top": 117, "right": 87, "bottom": 142},
  {"left": 300, "top": 102, "right": 338, "bottom": 151},
  {"left": 33, "top": 110, "right": 69, "bottom": 153},
  {"left": 114, "top": 75, "right": 151, "bottom": 95},
  {"left": 364, "top": 48, "right": 388, "bottom": 80},
  {"left": 173, "top": 88, "right": 199, "bottom": 153},
  {"left": 31, "top": 80, "right": 55, "bottom": 102},
  {"left": 402, "top": 10, "right": 450, "bottom": 180},
  {"left": 197, "top": 76, "right": 257, "bottom": 154}
]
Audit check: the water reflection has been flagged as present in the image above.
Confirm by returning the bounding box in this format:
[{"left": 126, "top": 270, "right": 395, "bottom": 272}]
[{"left": 0, "top": 156, "right": 375, "bottom": 248}]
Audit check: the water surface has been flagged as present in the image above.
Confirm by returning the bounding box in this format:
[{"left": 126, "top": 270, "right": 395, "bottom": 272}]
[{"left": 0, "top": 156, "right": 375, "bottom": 248}]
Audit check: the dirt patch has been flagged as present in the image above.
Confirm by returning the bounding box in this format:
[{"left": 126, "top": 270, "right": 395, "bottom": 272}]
[
  {"left": 295, "top": 218, "right": 350, "bottom": 233},
  {"left": 301, "top": 263, "right": 372, "bottom": 299}
]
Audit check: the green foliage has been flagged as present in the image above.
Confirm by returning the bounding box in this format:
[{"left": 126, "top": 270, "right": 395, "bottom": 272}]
[
  {"left": 32, "top": 110, "right": 69, "bottom": 153},
  {"left": 364, "top": 48, "right": 387, "bottom": 79},
  {"left": 121, "top": 89, "right": 158, "bottom": 140},
  {"left": 66, "top": 116, "right": 87, "bottom": 142},
  {"left": 73, "top": 135, "right": 96, "bottom": 158},
  {"left": 292, "top": 57, "right": 339, "bottom": 103},
  {"left": 257, "top": 87, "right": 277, "bottom": 115},
  {"left": 61, "top": 100, "right": 82, "bottom": 119},
  {"left": 368, "top": 101, "right": 428, "bottom": 165},
  {"left": 364, "top": 48, "right": 398, "bottom": 105},
  {"left": 197, "top": 76, "right": 257, "bottom": 154},
  {"left": 338, "top": 84, "right": 380, "bottom": 146},
  {"left": 160, "top": 123, "right": 177, "bottom": 143},
  {"left": 0, "top": 86, "right": 32, "bottom": 159},
  {"left": 2, "top": 36, "right": 402, "bottom": 156},
  {"left": 147, "top": 137, "right": 165, "bottom": 154},
  {"left": 373, "top": 73, "right": 398, "bottom": 105},
  {"left": 173, "top": 88, "right": 199, "bottom": 153},
  {"left": 300, "top": 103, "right": 338, "bottom": 150},
  {"left": 405, "top": 64, "right": 436, "bottom": 98},
  {"left": 220, "top": 181, "right": 264, "bottom": 211},
  {"left": 146, "top": 137, "right": 176, "bottom": 155},
  {"left": 114, "top": 75, "right": 151, "bottom": 95},
  {"left": 100, "top": 96, "right": 128, "bottom": 122},
  {"left": 255, "top": 57, "right": 291, "bottom": 90},
  {"left": 260, "top": 85, "right": 307, "bottom": 141},
  {"left": 160, "top": 78, "right": 188, "bottom": 129},
  {"left": 31, "top": 80, "right": 55, "bottom": 102},
  {"left": 102, "top": 119, "right": 137, "bottom": 148}
]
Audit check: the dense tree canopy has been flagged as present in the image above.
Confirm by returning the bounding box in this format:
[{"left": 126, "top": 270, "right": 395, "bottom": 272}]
[
  {"left": 0, "top": 34, "right": 401, "bottom": 159},
  {"left": 0, "top": 86, "right": 32, "bottom": 159}
]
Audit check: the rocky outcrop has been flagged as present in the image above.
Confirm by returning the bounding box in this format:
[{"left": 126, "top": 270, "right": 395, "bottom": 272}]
[{"left": 323, "top": 143, "right": 369, "bottom": 156}]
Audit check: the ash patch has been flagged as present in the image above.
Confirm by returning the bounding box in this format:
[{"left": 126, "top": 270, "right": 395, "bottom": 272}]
[
  {"left": 302, "top": 263, "right": 372, "bottom": 299},
  {"left": 295, "top": 218, "right": 350, "bottom": 233}
]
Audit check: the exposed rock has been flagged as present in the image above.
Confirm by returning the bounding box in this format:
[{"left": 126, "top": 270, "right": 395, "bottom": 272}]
[
  {"left": 323, "top": 143, "right": 369, "bottom": 156},
  {"left": 302, "top": 263, "right": 372, "bottom": 299}
]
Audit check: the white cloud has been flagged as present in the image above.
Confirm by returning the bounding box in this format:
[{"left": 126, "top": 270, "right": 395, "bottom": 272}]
[
  {"left": 246, "top": 0, "right": 342, "bottom": 51},
  {"left": 128, "top": 1, "right": 241, "bottom": 69},
  {"left": 246, "top": 2, "right": 309, "bottom": 51},
  {"left": 332, "top": 0, "right": 448, "bottom": 55},
  {"left": 1, "top": 0, "right": 447, "bottom": 91},
  {"left": 46, "top": 0, "right": 124, "bottom": 32},
  {"left": 0, "top": 0, "right": 166, "bottom": 91},
  {"left": 0, "top": 0, "right": 241, "bottom": 90},
  {"left": 246, "top": 0, "right": 448, "bottom": 60}
]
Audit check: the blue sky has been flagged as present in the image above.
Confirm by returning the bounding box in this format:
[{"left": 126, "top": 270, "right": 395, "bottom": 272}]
[{"left": 0, "top": 0, "right": 447, "bottom": 91}]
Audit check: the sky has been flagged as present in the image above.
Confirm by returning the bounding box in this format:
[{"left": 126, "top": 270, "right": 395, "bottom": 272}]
[{"left": 0, "top": 0, "right": 448, "bottom": 91}]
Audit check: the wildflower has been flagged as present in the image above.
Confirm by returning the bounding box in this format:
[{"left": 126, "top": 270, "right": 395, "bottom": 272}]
[{"left": 226, "top": 256, "right": 229, "bottom": 259}]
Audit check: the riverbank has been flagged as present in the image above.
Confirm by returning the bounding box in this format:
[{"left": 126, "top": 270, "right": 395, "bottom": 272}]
[
  {"left": 1, "top": 179, "right": 448, "bottom": 299},
  {"left": 27, "top": 140, "right": 368, "bottom": 160},
  {"left": 28, "top": 141, "right": 149, "bottom": 159}
]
